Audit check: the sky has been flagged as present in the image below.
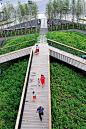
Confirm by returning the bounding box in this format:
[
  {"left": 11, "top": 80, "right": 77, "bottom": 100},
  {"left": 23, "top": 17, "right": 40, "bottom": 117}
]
[{"left": 0, "top": 0, "right": 49, "bottom": 13}]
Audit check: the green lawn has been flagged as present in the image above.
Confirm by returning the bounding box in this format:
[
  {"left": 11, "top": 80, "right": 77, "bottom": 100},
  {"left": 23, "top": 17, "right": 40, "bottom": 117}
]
[
  {"left": 50, "top": 59, "right": 86, "bottom": 129},
  {"left": 0, "top": 33, "right": 39, "bottom": 55},
  {"left": 0, "top": 57, "right": 29, "bottom": 129},
  {"left": 47, "top": 31, "right": 86, "bottom": 57}
]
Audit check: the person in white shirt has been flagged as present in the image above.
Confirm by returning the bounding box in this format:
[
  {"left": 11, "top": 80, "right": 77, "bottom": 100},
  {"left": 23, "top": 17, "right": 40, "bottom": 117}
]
[
  {"left": 32, "top": 91, "right": 36, "bottom": 102},
  {"left": 36, "top": 45, "right": 39, "bottom": 53}
]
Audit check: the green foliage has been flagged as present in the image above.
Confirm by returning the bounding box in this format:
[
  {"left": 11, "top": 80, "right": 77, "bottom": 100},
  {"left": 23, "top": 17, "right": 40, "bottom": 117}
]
[
  {"left": 48, "top": 23, "right": 86, "bottom": 31},
  {"left": 0, "top": 33, "right": 39, "bottom": 55},
  {"left": 51, "top": 60, "right": 86, "bottom": 129},
  {"left": 47, "top": 31, "right": 86, "bottom": 57},
  {"left": 0, "top": 58, "right": 29, "bottom": 129},
  {"left": 0, "top": 28, "right": 39, "bottom": 38}
]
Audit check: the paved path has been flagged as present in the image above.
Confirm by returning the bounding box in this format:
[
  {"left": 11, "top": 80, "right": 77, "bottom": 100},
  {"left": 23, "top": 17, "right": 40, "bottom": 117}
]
[
  {"left": 20, "top": 43, "right": 49, "bottom": 129},
  {"left": 39, "top": 16, "right": 48, "bottom": 34}
]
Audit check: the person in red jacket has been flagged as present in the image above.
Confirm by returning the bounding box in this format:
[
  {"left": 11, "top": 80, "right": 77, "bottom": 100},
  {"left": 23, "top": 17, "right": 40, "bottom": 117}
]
[{"left": 40, "top": 75, "right": 45, "bottom": 88}]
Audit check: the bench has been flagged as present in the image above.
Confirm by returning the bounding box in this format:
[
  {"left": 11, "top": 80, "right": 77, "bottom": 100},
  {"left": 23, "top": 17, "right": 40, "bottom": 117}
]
[{"left": 81, "top": 55, "right": 86, "bottom": 59}]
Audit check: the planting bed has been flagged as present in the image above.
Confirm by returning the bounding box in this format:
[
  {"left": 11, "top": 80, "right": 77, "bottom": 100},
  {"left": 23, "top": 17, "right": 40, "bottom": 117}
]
[
  {"left": 0, "top": 33, "right": 39, "bottom": 55},
  {"left": 0, "top": 28, "right": 40, "bottom": 38},
  {"left": 0, "top": 56, "right": 29, "bottom": 129},
  {"left": 47, "top": 31, "right": 86, "bottom": 57},
  {"left": 50, "top": 57, "right": 86, "bottom": 129},
  {"left": 48, "top": 23, "right": 86, "bottom": 31}
]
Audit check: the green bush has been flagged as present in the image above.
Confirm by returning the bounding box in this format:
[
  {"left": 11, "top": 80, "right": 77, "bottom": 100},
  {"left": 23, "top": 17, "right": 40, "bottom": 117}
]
[
  {"left": 0, "top": 58, "right": 29, "bottom": 129},
  {"left": 0, "top": 33, "right": 39, "bottom": 55},
  {"left": 47, "top": 31, "right": 86, "bottom": 57},
  {"left": 51, "top": 60, "right": 86, "bottom": 129}
]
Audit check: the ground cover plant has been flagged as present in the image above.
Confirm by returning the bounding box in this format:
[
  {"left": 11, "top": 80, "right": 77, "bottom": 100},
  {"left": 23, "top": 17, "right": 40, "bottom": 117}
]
[
  {"left": 0, "top": 57, "right": 29, "bottom": 129},
  {"left": 50, "top": 58, "right": 86, "bottom": 129},
  {"left": 0, "top": 33, "right": 39, "bottom": 55},
  {"left": 47, "top": 31, "right": 86, "bottom": 57}
]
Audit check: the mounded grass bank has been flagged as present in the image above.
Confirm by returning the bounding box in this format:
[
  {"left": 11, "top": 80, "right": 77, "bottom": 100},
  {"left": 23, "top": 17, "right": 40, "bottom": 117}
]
[
  {"left": 0, "top": 56, "right": 29, "bottom": 129},
  {"left": 2, "top": 33, "right": 39, "bottom": 47},
  {"left": 0, "top": 33, "right": 39, "bottom": 55},
  {"left": 47, "top": 31, "right": 86, "bottom": 57},
  {"left": 50, "top": 57, "right": 86, "bottom": 129}
]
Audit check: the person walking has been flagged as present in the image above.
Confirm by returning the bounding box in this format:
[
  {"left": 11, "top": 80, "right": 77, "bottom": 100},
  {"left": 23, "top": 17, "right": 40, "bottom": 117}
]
[
  {"left": 38, "top": 77, "right": 40, "bottom": 86},
  {"left": 34, "top": 45, "right": 39, "bottom": 54},
  {"left": 36, "top": 45, "right": 39, "bottom": 53},
  {"left": 40, "top": 75, "right": 45, "bottom": 88},
  {"left": 36, "top": 106, "right": 46, "bottom": 121},
  {"left": 32, "top": 91, "right": 36, "bottom": 102}
]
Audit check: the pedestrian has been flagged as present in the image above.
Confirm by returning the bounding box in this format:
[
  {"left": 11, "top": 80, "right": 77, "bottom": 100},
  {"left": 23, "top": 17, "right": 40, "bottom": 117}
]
[
  {"left": 36, "top": 45, "right": 39, "bottom": 53},
  {"left": 36, "top": 106, "right": 46, "bottom": 121},
  {"left": 40, "top": 75, "right": 45, "bottom": 88},
  {"left": 32, "top": 91, "right": 36, "bottom": 102},
  {"left": 38, "top": 77, "right": 40, "bottom": 86},
  {"left": 34, "top": 45, "right": 39, "bottom": 54}
]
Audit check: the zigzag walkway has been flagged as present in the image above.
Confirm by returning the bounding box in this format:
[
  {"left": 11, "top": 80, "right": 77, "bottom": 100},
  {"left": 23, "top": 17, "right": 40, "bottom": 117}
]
[{"left": 20, "top": 43, "right": 50, "bottom": 129}]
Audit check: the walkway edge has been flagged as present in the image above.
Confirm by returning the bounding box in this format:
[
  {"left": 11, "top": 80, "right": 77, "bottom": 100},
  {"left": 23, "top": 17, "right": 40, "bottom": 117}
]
[
  {"left": 15, "top": 47, "right": 33, "bottom": 129},
  {"left": 48, "top": 49, "right": 51, "bottom": 129}
]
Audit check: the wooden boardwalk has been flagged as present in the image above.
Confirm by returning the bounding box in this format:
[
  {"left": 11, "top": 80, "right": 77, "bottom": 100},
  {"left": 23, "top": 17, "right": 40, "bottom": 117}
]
[
  {"left": 49, "top": 45, "right": 86, "bottom": 71},
  {"left": 0, "top": 47, "right": 31, "bottom": 64},
  {"left": 21, "top": 43, "right": 50, "bottom": 129}
]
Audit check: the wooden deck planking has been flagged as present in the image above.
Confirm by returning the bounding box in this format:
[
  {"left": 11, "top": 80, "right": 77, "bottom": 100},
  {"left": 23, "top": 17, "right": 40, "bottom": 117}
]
[
  {"left": 0, "top": 47, "right": 31, "bottom": 64},
  {"left": 21, "top": 44, "right": 49, "bottom": 129},
  {"left": 49, "top": 45, "right": 86, "bottom": 71}
]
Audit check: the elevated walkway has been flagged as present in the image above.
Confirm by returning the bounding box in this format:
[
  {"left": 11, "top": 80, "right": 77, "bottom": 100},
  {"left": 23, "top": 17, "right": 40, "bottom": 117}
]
[
  {"left": 1, "top": 35, "right": 86, "bottom": 129},
  {"left": 20, "top": 44, "right": 50, "bottom": 129},
  {"left": 49, "top": 45, "right": 86, "bottom": 71},
  {"left": 0, "top": 47, "right": 31, "bottom": 64}
]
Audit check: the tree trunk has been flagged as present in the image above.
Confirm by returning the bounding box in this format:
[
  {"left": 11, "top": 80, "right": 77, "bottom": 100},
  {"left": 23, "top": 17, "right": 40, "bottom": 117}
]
[{"left": 65, "top": 15, "right": 66, "bottom": 26}]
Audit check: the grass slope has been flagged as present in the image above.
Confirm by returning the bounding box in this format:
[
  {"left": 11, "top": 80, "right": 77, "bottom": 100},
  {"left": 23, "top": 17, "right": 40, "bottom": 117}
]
[
  {"left": 50, "top": 60, "right": 86, "bottom": 129},
  {"left": 47, "top": 31, "right": 86, "bottom": 56},
  {"left": 0, "top": 33, "right": 39, "bottom": 55},
  {"left": 0, "top": 57, "right": 29, "bottom": 129}
]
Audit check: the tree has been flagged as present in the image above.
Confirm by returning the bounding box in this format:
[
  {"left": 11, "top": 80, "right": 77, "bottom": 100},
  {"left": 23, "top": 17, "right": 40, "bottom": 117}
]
[
  {"left": 58, "top": 0, "right": 64, "bottom": 25},
  {"left": 46, "top": 0, "right": 53, "bottom": 31},
  {"left": 63, "top": 0, "right": 70, "bottom": 26},
  {"left": 24, "top": 3, "right": 29, "bottom": 33},
  {"left": 52, "top": 0, "right": 59, "bottom": 30},
  {"left": 71, "top": 0, "right": 76, "bottom": 28},
  {"left": 17, "top": 1, "right": 25, "bottom": 34},
  {"left": 75, "top": 0, "right": 82, "bottom": 28},
  {"left": 2, "top": 2, "right": 14, "bottom": 37},
  {"left": 31, "top": 2, "right": 38, "bottom": 33}
]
